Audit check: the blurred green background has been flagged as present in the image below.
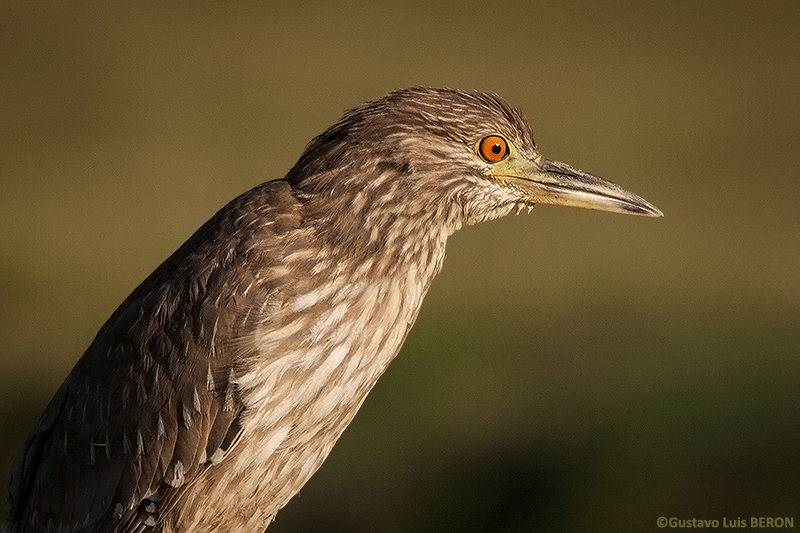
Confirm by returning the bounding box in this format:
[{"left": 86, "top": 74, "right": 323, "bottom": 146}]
[{"left": 1, "top": 1, "right": 799, "bottom": 531}]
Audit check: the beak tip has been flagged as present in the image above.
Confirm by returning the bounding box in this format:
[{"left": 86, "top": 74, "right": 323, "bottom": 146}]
[
  {"left": 644, "top": 203, "right": 664, "bottom": 218},
  {"left": 640, "top": 205, "right": 664, "bottom": 218}
]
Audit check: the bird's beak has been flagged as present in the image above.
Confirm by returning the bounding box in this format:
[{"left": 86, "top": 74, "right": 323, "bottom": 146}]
[{"left": 490, "top": 152, "right": 663, "bottom": 217}]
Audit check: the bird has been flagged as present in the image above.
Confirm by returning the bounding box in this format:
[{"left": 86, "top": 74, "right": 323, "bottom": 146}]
[{"left": 2, "top": 87, "right": 662, "bottom": 533}]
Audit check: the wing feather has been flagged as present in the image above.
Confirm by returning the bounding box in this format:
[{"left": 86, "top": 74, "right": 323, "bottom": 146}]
[{"left": 5, "top": 180, "right": 301, "bottom": 533}]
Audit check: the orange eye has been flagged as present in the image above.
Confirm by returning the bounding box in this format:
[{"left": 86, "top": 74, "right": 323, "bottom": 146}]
[{"left": 478, "top": 135, "right": 509, "bottom": 162}]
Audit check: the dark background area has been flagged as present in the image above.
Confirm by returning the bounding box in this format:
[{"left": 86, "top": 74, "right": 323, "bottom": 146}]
[{"left": 2, "top": 1, "right": 798, "bottom": 531}]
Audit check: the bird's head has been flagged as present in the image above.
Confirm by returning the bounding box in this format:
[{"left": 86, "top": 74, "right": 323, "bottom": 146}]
[{"left": 287, "top": 87, "right": 661, "bottom": 240}]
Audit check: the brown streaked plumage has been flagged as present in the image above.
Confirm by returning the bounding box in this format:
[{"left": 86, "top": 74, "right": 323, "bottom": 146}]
[{"left": 2, "top": 87, "right": 662, "bottom": 533}]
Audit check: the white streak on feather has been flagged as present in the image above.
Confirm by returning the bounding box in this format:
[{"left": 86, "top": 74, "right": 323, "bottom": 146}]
[
  {"left": 290, "top": 284, "right": 336, "bottom": 312},
  {"left": 253, "top": 320, "right": 306, "bottom": 352},
  {"left": 157, "top": 414, "right": 166, "bottom": 439},
  {"left": 207, "top": 363, "right": 215, "bottom": 391},
  {"left": 209, "top": 316, "right": 219, "bottom": 357},
  {"left": 307, "top": 301, "right": 348, "bottom": 343},
  {"left": 182, "top": 402, "right": 193, "bottom": 428},
  {"left": 224, "top": 369, "right": 236, "bottom": 411},
  {"left": 122, "top": 430, "right": 132, "bottom": 455},
  {"left": 313, "top": 344, "right": 349, "bottom": 382},
  {"left": 232, "top": 425, "right": 290, "bottom": 472},
  {"left": 193, "top": 386, "right": 202, "bottom": 411},
  {"left": 310, "top": 260, "right": 330, "bottom": 275},
  {"left": 166, "top": 460, "right": 185, "bottom": 488},
  {"left": 209, "top": 448, "right": 225, "bottom": 464},
  {"left": 241, "top": 280, "right": 256, "bottom": 297}
]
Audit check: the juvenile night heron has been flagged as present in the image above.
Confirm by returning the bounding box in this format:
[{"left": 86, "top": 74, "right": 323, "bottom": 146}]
[{"left": 3, "top": 87, "right": 662, "bottom": 533}]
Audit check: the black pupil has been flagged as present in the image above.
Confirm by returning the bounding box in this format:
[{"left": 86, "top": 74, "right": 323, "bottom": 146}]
[{"left": 491, "top": 143, "right": 502, "bottom": 154}]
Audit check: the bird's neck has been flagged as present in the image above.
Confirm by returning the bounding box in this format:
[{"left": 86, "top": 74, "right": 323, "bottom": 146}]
[{"left": 297, "top": 182, "right": 464, "bottom": 282}]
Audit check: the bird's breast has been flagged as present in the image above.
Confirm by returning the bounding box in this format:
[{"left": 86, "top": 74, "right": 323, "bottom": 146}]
[{"left": 174, "top": 261, "right": 434, "bottom": 531}]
